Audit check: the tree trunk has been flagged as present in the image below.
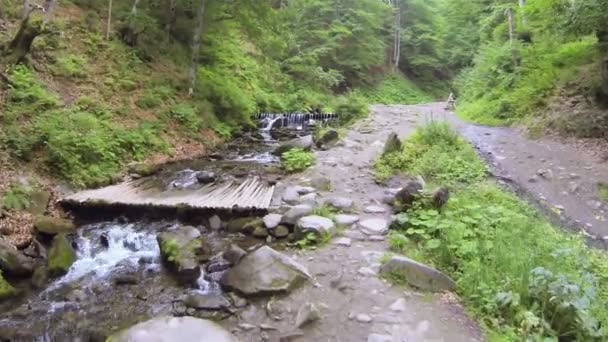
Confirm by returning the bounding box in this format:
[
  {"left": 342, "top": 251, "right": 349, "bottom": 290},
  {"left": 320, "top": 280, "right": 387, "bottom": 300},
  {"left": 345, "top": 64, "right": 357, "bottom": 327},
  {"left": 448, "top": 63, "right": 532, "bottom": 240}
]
[
  {"left": 188, "top": 0, "right": 206, "bottom": 96},
  {"left": 2, "top": 15, "right": 45, "bottom": 65},
  {"left": 505, "top": 8, "right": 514, "bottom": 46},
  {"left": 518, "top": 0, "right": 526, "bottom": 27},
  {"left": 43, "top": 0, "right": 55, "bottom": 24},
  {"left": 165, "top": 0, "right": 177, "bottom": 37},
  {"left": 597, "top": 28, "right": 608, "bottom": 107},
  {"left": 106, "top": 0, "right": 113, "bottom": 40},
  {"left": 393, "top": 4, "right": 401, "bottom": 72},
  {"left": 22, "top": 0, "right": 30, "bottom": 20}
]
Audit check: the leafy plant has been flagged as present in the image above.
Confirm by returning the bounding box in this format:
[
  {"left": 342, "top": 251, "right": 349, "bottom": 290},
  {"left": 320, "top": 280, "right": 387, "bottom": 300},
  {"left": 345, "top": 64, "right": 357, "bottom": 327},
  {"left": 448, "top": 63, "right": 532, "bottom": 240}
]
[
  {"left": 281, "top": 149, "right": 315, "bottom": 173},
  {"left": 598, "top": 183, "right": 608, "bottom": 202},
  {"left": 1, "top": 184, "right": 33, "bottom": 211},
  {"left": 52, "top": 54, "right": 88, "bottom": 78}
]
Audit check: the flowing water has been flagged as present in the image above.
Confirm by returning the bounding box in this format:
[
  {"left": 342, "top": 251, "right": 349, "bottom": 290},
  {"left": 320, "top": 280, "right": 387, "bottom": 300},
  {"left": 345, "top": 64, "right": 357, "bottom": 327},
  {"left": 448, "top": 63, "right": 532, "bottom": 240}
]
[{"left": 0, "top": 112, "right": 336, "bottom": 341}]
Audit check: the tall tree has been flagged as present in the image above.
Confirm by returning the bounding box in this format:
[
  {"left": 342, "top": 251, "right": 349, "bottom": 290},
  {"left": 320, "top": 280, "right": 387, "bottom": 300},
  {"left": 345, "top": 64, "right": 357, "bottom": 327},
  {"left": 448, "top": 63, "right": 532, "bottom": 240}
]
[
  {"left": 188, "top": 0, "right": 206, "bottom": 95},
  {"left": 106, "top": 0, "right": 113, "bottom": 40}
]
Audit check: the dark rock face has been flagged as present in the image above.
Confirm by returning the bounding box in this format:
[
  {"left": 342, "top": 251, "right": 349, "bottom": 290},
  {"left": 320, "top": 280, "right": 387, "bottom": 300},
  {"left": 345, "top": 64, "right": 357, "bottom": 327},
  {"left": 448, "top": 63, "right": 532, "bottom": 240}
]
[
  {"left": 220, "top": 246, "right": 311, "bottom": 297},
  {"left": 382, "top": 132, "right": 402, "bottom": 155},
  {"left": 196, "top": 171, "right": 217, "bottom": 184},
  {"left": 315, "top": 129, "right": 339, "bottom": 149},
  {"left": 0, "top": 239, "right": 35, "bottom": 276}
]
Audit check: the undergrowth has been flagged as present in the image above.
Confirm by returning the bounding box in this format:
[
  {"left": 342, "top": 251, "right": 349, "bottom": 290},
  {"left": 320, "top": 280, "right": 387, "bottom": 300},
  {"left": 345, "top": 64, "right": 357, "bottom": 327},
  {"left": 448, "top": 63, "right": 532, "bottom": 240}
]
[
  {"left": 361, "top": 74, "right": 433, "bottom": 105},
  {"left": 379, "top": 123, "right": 608, "bottom": 340},
  {"left": 281, "top": 149, "right": 315, "bottom": 173}
]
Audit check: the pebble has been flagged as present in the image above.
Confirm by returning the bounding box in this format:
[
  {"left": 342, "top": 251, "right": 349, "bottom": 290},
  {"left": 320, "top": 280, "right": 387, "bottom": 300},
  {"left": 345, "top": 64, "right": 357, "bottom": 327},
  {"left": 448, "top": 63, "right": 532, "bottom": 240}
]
[
  {"left": 389, "top": 298, "right": 407, "bottom": 312},
  {"left": 368, "top": 235, "right": 386, "bottom": 242},
  {"left": 348, "top": 312, "right": 356, "bottom": 320},
  {"left": 364, "top": 205, "right": 387, "bottom": 214},
  {"left": 238, "top": 323, "right": 256, "bottom": 331},
  {"left": 332, "top": 237, "right": 352, "bottom": 247},
  {"left": 358, "top": 267, "right": 377, "bottom": 277},
  {"left": 356, "top": 313, "right": 373, "bottom": 323},
  {"left": 555, "top": 205, "right": 565, "bottom": 211},
  {"left": 367, "top": 334, "right": 392, "bottom": 342}
]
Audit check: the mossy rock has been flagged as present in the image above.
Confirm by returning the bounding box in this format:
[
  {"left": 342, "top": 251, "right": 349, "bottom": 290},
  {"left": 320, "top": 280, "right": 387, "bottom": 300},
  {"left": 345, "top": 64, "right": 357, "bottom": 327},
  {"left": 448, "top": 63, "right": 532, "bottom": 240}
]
[
  {"left": 34, "top": 216, "right": 76, "bottom": 235},
  {"left": 157, "top": 226, "right": 204, "bottom": 283},
  {"left": 382, "top": 132, "right": 402, "bottom": 155},
  {"left": 48, "top": 234, "right": 76, "bottom": 277},
  {"left": 226, "top": 217, "right": 263, "bottom": 235},
  {"left": 27, "top": 190, "right": 51, "bottom": 215},
  {"left": 128, "top": 163, "right": 160, "bottom": 177},
  {"left": 0, "top": 271, "right": 17, "bottom": 300},
  {"left": 314, "top": 129, "right": 339, "bottom": 149}
]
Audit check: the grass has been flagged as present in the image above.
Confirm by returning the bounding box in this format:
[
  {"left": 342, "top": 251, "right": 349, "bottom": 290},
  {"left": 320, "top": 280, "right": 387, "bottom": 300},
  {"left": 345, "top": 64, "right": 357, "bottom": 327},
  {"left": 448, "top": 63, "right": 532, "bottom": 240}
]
[
  {"left": 360, "top": 74, "right": 433, "bottom": 105},
  {"left": 281, "top": 149, "right": 315, "bottom": 173},
  {"left": 377, "top": 122, "right": 608, "bottom": 340},
  {"left": 599, "top": 183, "right": 608, "bottom": 203}
]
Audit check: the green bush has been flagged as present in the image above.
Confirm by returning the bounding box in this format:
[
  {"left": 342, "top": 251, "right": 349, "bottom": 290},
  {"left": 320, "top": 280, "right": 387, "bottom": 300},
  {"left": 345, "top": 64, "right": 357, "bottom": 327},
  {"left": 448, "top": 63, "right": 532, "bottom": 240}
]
[
  {"left": 52, "top": 54, "right": 88, "bottom": 78},
  {"left": 332, "top": 93, "right": 370, "bottom": 125},
  {"left": 361, "top": 75, "right": 433, "bottom": 105},
  {"left": 281, "top": 148, "right": 315, "bottom": 173},
  {"left": 1, "top": 183, "right": 33, "bottom": 211},
  {"left": 5, "top": 65, "right": 60, "bottom": 114},
  {"left": 374, "top": 122, "right": 487, "bottom": 186},
  {"left": 165, "top": 104, "right": 203, "bottom": 132}
]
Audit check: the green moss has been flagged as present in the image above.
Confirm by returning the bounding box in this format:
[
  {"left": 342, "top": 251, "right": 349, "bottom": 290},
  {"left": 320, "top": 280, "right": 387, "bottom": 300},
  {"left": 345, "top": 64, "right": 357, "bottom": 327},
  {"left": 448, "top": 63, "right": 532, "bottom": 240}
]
[
  {"left": 48, "top": 234, "right": 76, "bottom": 277},
  {"left": 34, "top": 216, "right": 76, "bottom": 235},
  {"left": 599, "top": 183, "right": 608, "bottom": 202},
  {"left": 0, "top": 271, "right": 17, "bottom": 300}
]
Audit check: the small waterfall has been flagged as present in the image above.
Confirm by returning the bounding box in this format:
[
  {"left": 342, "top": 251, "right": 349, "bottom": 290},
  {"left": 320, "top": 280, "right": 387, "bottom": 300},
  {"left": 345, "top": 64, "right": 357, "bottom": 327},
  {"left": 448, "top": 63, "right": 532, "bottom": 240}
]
[
  {"left": 257, "top": 112, "right": 337, "bottom": 133},
  {"left": 52, "top": 223, "right": 160, "bottom": 287}
]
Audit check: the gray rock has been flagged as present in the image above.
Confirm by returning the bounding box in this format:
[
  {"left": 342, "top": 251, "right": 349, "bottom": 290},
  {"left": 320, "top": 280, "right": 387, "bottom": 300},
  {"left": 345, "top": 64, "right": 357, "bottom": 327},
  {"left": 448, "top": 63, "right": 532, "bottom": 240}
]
[
  {"left": 252, "top": 226, "right": 269, "bottom": 238},
  {"left": 537, "top": 169, "right": 553, "bottom": 179},
  {"left": 226, "top": 217, "right": 263, "bottom": 235},
  {"left": 355, "top": 313, "right": 372, "bottom": 323},
  {"left": 344, "top": 230, "right": 366, "bottom": 241},
  {"left": 223, "top": 244, "right": 246, "bottom": 265},
  {"left": 157, "top": 226, "right": 205, "bottom": 283},
  {"left": 368, "top": 235, "right": 386, "bottom": 241},
  {"left": 273, "top": 135, "right": 313, "bottom": 156},
  {"left": 282, "top": 205, "right": 314, "bottom": 225},
  {"left": 367, "top": 334, "right": 393, "bottom": 342},
  {"left": 359, "top": 218, "right": 389, "bottom": 236},
  {"left": 389, "top": 298, "right": 407, "bottom": 312},
  {"left": 357, "top": 267, "right": 377, "bottom": 277},
  {"left": 310, "top": 177, "right": 331, "bottom": 192},
  {"left": 295, "top": 302, "right": 321, "bottom": 328},
  {"left": 394, "top": 181, "right": 423, "bottom": 209},
  {"left": 184, "top": 292, "right": 231, "bottom": 311},
  {"left": 263, "top": 214, "right": 282, "bottom": 229},
  {"left": 325, "top": 197, "right": 353, "bottom": 210},
  {"left": 315, "top": 129, "right": 339, "bottom": 149},
  {"left": 332, "top": 237, "right": 352, "bottom": 247},
  {"left": 294, "top": 186, "right": 316, "bottom": 195},
  {"left": 334, "top": 214, "right": 359, "bottom": 226},
  {"left": 28, "top": 190, "right": 51, "bottom": 215},
  {"left": 380, "top": 255, "right": 456, "bottom": 292},
  {"left": 109, "top": 316, "right": 237, "bottom": 342},
  {"left": 364, "top": 205, "right": 387, "bottom": 214},
  {"left": 282, "top": 187, "right": 301, "bottom": 205},
  {"left": 272, "top": 225, "right": 290, "bottom": 238},
  {"left": 297, "top": 216, "right": 335, "bottom": 237},
  {"left": 220, "top": 246, "right": 311, "bottom": 297},
  {"left": 66, "top": 289, "right": 87, "bottom": 302},
  {"left": 382, "top": 132, "right": 402, "bottom": 156},
  {"left": 0, "top": 239, "right": 35, "bottom": 276},
  {"left": 34, "top": 216, "right": 76, "bottom": 235},
  {"left": 209, "top": 215, "right": 222, "bottom": 231},
  {"left": 196, "top": 171, "right": 216, "bottom": 184},
  {"left": 48, "top": 234, "right": 76, "bottom": 277},
  {"left": 298, "top": 193, "right": 317, "bottom": 206}
]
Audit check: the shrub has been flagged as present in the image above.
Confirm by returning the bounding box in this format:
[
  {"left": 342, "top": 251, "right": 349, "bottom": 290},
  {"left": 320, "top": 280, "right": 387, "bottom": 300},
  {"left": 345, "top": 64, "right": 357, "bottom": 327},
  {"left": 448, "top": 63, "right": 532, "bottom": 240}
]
[
  {"left": 361, "top": 75, "right": 433, "bottom": 105},
  {"left": 5, "top": 65, "right": 60, "bottom": 114},
  {"left": 281, "top": 149, "right": 315, "bottom": 173},
  {"left": 332, "top": 93, "right": 369, "bottom": 125},
  {"left": 1, "top": 183, "right": 33, "bottom": 211},
  {"left": 52, "top": 54, "right": 88, "bottom": 78},
  {"left": 165, "top": 104, "right": 203, "bottom": 132}
]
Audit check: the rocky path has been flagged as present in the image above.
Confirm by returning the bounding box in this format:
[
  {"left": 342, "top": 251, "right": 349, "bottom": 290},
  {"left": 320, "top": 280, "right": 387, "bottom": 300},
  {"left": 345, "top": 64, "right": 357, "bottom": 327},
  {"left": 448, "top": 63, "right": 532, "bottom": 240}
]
[{"left": 222, "top": 105, "right": 483, "bottom": 341}]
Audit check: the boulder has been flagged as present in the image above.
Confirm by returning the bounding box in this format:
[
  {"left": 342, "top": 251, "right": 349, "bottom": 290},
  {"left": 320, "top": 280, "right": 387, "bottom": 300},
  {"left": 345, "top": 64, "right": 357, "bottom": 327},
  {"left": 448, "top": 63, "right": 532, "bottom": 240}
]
[
  {"left": 0, "top": 239, "right": 35, "bottom": 276},
  {"left": 220, "top": 246, "right": 311, "bottom": 297},
  {"left": 208, "top": 215, "right": 222, "bottom": 231},
  {"left": 282, "top": 205, "right": 314, "bottom": 225},
  {"left": 394, "top": 181, "right": 423, "bottom": 210},
  {"left": 223, "top": 244, "right": 246, "bottom": 265},
  {"left": 295, "top": 302, "right": 321, "bottom": 328},
  {"left": 364, "top": 205, "right": 387, "bottom": 214},
  {"left": 431, "top": 187, "right": 450, "bottom": 209},
  {"left": 27, "top": 190, "right": 51, "bottom": 215},
  {"left": 310, "top": 177, "right": 331, "bottom": 192},
  {"left": 184, "top": 292, "right": 231, "bottom": 311},
  {"left": 128, "top": 163, "right": 159, "bottom": 177},
  {"left": 196, "top": 171, "right": 217, "bottom": 184},
  {"left": 34, "top": 216, "right": 76, "bottom": 235},
  {"left": 263, "top": 214, "right": 282, "bottom": 229},
  {"left": 359, "top": 218, "right": 389, "bottom": 236},
  {"left": 324, "top": 197, "right": 353, "bottom": 210},
  {"left": 226, "top": 217, "right": 263, "bottom": 235},
  {"left": 334, "top": 214, "right": 359, "bottom": 226},
  {"left": 252, "top": 226, "right": 269, "bottom": 239},
  {"left": 380, "top": 255, "right": 456, "bottom": 292},
  {"left": 298, "top": 193, "right": 317, "bottom": 206},
  {"left": 297, "top": 216, "right": 336, "bottom": 237},
  {"left": 48, "top": 234, "right": 76, "bottom": 277},
  {"left": 109, "top": 316, "right": 237, "bottom": 342},
  {"left": 272, "top": 225, "right": 290, "bottom": 239},
  {"left": 157, "top": 226, "right": 205, "bottom": 283},
  {"left": 31, "top": 266, "right": 49, "bottom": 288},
  {"left": 315, "top": 129, "right": 339, "bottom": 149},
  {"left": 382, "top": 132, "right": 402, "bottom": 156},
  {"left": 282, "top": 187, "right": 301, "bottom": 205},
  {"left": 272, "top": 135, "right": 313, "bottom": 156}
]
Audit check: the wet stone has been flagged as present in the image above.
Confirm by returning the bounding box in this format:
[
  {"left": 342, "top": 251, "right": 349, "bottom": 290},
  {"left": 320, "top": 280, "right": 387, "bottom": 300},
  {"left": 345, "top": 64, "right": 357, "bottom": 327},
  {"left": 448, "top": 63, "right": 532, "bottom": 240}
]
[
  {"left": 344, "top": 230, "right": 366, "bottom": 241},
  {"left": 263, "top": 214, "right": 282, "bottom": 229},
  {"left": 209, "top": 215, "right": 222, "bottom": 231},
  {"left": 364, "top": 205, "right": 387, "bottom": 214}
]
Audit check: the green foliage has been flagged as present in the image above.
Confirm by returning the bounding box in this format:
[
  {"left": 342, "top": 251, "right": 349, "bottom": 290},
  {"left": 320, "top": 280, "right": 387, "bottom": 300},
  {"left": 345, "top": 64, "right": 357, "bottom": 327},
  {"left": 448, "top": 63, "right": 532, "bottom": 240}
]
[
  {"left": 165, "top": 104, "right": 203, "bottom": 132},
  {"left": 4, "top": 65, "right": 60, "bottom": 117},
  {"left": 332, "top": 93, "right": 370, "bottom": 125},
  {"left": 52, "top": 54, "right": 88, "bottom": 78},
  {"left": 361, "top": 75, "right": 432, "bottom": 105},
  {"left": 0, "top": 271, "right": 17, "bottom": 300},
  {"left": 294, "top": 231, "right": 332, "bottom": 250},
  {"left": 599, "top": 183, "right": 608, "bottom": 202},
  {"left": 1, "top": 183, "right": 33, "bottom": 211},
  {"left": 374, "top": 122, "right": 487, "bottom": 185},
  {"left": 281, "top": 149, "right": 315, "bottom": 173},
  {"left": 161, "top": 239, "right": 181, "bottom": 263},
  {"left": 312, "top": 205, "right": 338, "bottom": 219}
]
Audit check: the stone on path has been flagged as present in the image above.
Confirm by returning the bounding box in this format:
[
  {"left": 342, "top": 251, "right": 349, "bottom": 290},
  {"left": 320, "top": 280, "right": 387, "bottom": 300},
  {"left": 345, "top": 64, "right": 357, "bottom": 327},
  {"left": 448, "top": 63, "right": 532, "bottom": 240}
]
[
  {"left": 364, "top": 205, "right": 387, "bottom": 214},
  {"left": 380, "top": 255, "right": 455, "bottom": 292},
  {"left": 109, "top": 316, "right": 237, "bottom": 342},
  {"left": 332, "top": 237, "right": 351, "bottom": 247},
  {"left": 389, "top": 298, "right": 407, "bottom": 312},
  {"left": 282, "top": 205, "right": 313, "bottom": 225},
  {"left": 263, "top": 214, "right": 282, "bottom": 229},
  {"left": 357, "top": 267, "right": 377, "bottom": 277},
  {"left": 367, "top": 334, "right": 393, "bottom": 342},
  {"left": 344, "top": 230, "right": 366, "bottom": 241},
  {"left": 295, "top": 302, "right": 321, "bottom": 328},
  {"left": 298, "top": 193, "right": 317, "bottom": 206},
  {"left": 184, "top": 291, "right": 231, "bottom": 311},
  {"left": 282, "top": 187, "right": 301, "bottom": 205},
  {"left": 325, "top": 197, "right": 353, "bottom": 210},
  {"left": 310, "top": 177, "right": 331, "bottom": 192},
  {"left": 356, "top": 313, "right": 373, "bottom": 323},
  {"left": 359, "top": 218, "right": 389, "bottom": 236},
  {"left": 297, "top": 216, "right": 336, "bottom": 237},
  {"left": 220, "top": 246, "right": 311, "bottom": 297},
  {"left": 334, "top": 214, "right": 359, "bottom": 226}
]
